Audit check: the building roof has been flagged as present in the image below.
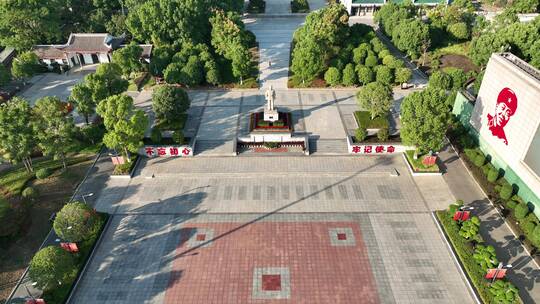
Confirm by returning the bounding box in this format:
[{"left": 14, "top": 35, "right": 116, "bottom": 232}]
[
  {"left": 32, "top": 45, "right": 66, "bottom": 59},
  {"left": 63, "top": 33, "right": 125, "bottom": 53},
  {"left": 120, "top": 44, "right": 153, "bottom": 58},
  {"left": 0, "top": 47, "right": 16, "bottom": 63}
]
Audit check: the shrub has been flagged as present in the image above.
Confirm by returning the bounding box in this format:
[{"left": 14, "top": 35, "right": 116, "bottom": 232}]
[
  {"left": 352, "top": 44, "right": 370, "bottom": 64},
  {"left": 365, "top": 55, "right": 378, "bottom": 67},
  {"left": 376, "top": 66, "right": 394, "bottom": 85},
  {"left": 506, "top": 200, "right": 518, "bottom": 209},
  {"left": 35, "top": 168, "right": 52, "bottom": 180},
  {"left": 487, "top": 168, "right": 499, "bottom": 183},
  {"left": 324, "top": 67, "right": 341, "bottom": 86},
  {"left": 499, "top": 184, "right": 514, "bottom": 200},
  {"left": 459, "top": 216, "right": 480, "bottom": 240},
  {"left": 395, "top": 67, "right": 412, "bottom": 84},
  {"left": 53, "top": 201, "right": 101, "bottom": 242},
  {"left": 378, "top": 49, "right": 391, "bottom": 60},
  {"left": 173, "top": 130, "right": 185, "bottom": 144},
  {"left": 29, "top": 246, "right": 77, "bottom": 291},
  {"left": 341, "top": 64, "right": 357, "bottom": 86},
  {"left": 80, "top": 124, "right": 105, "bottom": 145},
  {"left": 150, "top": 127, "right": 162, "bottom": 144},
  {"left": 531, "top": 225, "right": 540, "bottom": 245},
  {"left": 449, "top": 199, "right": 464, "bottom": 216},
  {"left": 356, "top": 65, "right": 374, "bottom": 85},
  {"left": 22, "top": 187, "right": 38, "bottom": 200},
  {"left": 514, "top": 203, "right": 529, "bottom": 220},
  {"left": 473, "top": 244, "right": 499, "bottom": 271},
  {"left": 377, "top": 127, "right": 389, "bottom": 141},
  {"left": 474, "top": 153, "right": 486, "bottom": 167},
  {"left": 489, "top": 280, "right": 519, "bottom": 304},
  {"left": 481, "top": 163, "right": 492, "bottom": 176},
  {"left": 464, "top": 148, "right": 478, "bottom": 161},
  {"left": 522, "top": 221, "right": 536, "bottom": 235},
  {"left": 152, "top": 85, "right": 190, "bottom": 122},
  {"left": 447, "top": 22, "right": 470, "bottom": 40},
  {"left": 445, "top": 67, "right": 467, "bottom": 89},
  {"left": 355, "top": 127, "right": 367, "bottom": 142},
  {"left": 382, "top": 54, "right": 396, "bottom": 66}
]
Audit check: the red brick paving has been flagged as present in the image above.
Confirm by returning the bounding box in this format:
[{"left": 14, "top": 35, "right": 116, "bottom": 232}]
[
  {"left": 196, "top": 234, "right": 206, "bottom": 241},
  {"left": 337, "top": 233, "right": 347, "bottom": 240},
  {"left": 165, "top": 222, "right": 380, "bottom": 304}
]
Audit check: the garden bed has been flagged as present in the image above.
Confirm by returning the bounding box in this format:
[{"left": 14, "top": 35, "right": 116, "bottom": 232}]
[
  {"left": 404, "top": 150, "right": 440, "bottom": 173},
  {"left": 354, "top": 111, "right": 390, "bottom": 129},
  {"left": 42, "top": 213, "right": 109, "bottom": 304},
  {"left": 112, "top": 155, "right": 139, "bottom": 177},
  {"left": 435, "top": 210, "right": 499, "bottom": 303},
  {"left": 351, "top": 134, "right": 401, "bottom": 144},
  {"left": 447, "top": 126, "right": 540, "bottom": 265},
  {"left": 250, "top": 112, "right": 293, "bottom": 132}
]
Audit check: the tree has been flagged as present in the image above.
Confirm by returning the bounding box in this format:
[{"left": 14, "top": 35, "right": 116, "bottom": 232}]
[
  {"left": 400, "top": 88, "right": 449, "bottom": 153},
  {"left": 376, "top": 66, "right": 394, "bottom": 85},
  {"left": 382, "top": 54, "right": 396, "bottom": 67},
  {"left": 11, "top": 52, "right": 40, "bottom": 82},
  {"left": 54, "top": 202, "right": 101, "bottom": 242},
  {"left": 112, "top": 42, "right": 143, "bottom": 76},
  {"left": 84, "top": 63, "right": 128, "bottom": 103},
  {"left": 0, "top": 65, "right": 10, "bottom": 86},
  {"left": 447, "top": 22, "right": 470, "bottom": 40},
  {"left": 152, "top": 85, "right": 190, "bottom": 122},
  {"left": 445, "top": 67, "right": 467, "bottom": 89},
  {"left": 341, "top": 64, "right": 357, "bottom": 86},
  {"left": 126, "top": 0, "right": 210, "bottom": 45},
  {"left": 470, "top": 32, "right": 505, "bottom": 68},
  {"left": 395, "top": 67, "right": 412, "bottom": 84},
  {"left": 429, "top": 71, "right": 452, "bottom": 90},
  {"left": 69, "top": 83, "right": 95, "bottom": 125},
  {"left": 0, "top": 0, "right": 63, "bottom": 50},
  {"left": 324, "top": 67, "right": 341, "bottom": 86},
  {"left": 356, "top": 82, "right": 393, "bottom": 119},
  {"left": 29, "top": 246, "right": 77, "bottom": 291},
  {"left": 352, "top": 43, "right": 370, "bottom": 64},
  {"left": 355, "top": 126, "right": 367, "bottom": 141},
  {"left": 531, "top": 40, "right": 540, "bottom": 70},
  {"left": 96, "top": 95, "right": 148, "bottom": 162},
  {"left": 33, "top": 97, "right": 76, "bottom": 169},
  {"left": 149, "top": 45, "right": 174, "bottom": 76},
  {"left": 291, "top": 38, "right": 325, "bottom": 84},
  {"left": 230, "top": 45, "right": 252, "bottom": 85},
  {"left": 210, "top": 10, "right": 251, "bottom": 56},
  {"left": 357, "top": 65, "right": 374, "bottom": 85},
  {"left": 0, "top": 98, "right": 35, "bottom": 172},
  {"left": 182, "top": 56, "right": 205, "bottom": 86},
  {"left": 510, "top": 0, "right": 540, "bottom": 13},
  {"left": 391, "top": 19, "right": 430, "bottom": 59}
]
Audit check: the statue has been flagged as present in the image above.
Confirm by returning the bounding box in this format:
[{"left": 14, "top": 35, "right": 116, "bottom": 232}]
[{"left": 264, "top": 85, "right": 278, "bottom": 122}]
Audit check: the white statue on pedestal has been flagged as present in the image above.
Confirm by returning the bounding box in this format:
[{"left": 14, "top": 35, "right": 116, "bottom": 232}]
[{"left": 264, "top": 85, "right": 278, "bottom": 122}]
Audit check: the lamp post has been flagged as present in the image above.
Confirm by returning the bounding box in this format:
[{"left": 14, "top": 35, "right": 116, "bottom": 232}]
[{"left": 81, "top": 193, "right": 94, "bottom": 204}]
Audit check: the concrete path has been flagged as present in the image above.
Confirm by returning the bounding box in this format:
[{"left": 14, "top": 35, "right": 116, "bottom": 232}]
[
  {"left": 265, "top": 0, "right": 291, "bottom": 14},
  {"left": 245, "top": 17, "right": 304, "bottom": 90},
  {"left": 308, "top": 0, "right": 327, "bottom": 10},
  {"left": 439, "top": 143, "right": 540, "bottom": 304}
]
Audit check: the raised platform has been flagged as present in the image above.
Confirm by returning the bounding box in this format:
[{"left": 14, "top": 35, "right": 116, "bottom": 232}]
[{"left": 250, "top": 111, "right": 293, "bottom": 133}]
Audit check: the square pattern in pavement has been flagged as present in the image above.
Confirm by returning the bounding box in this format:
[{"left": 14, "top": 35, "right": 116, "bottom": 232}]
[{"left": 70, "top": 213, "right": 473, "bottom": 304}]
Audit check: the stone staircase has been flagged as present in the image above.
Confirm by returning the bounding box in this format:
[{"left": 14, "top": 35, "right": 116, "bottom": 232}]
[{"left": 309, "top": 139, "right": 349, "bottom": 155}]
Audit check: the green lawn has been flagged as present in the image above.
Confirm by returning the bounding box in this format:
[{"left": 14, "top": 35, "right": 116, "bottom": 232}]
[
  {"left": 404, "top": 150, "right": 440, "bottom": 172},
  {"left": 432, "top": 42, "right": 470, "bottom": 57},
  {"left": 354, "top": 111, "right": 390, "bottom": 129},
  {"left": 155, "top": 113, "right": 188, "bottom": 131}
]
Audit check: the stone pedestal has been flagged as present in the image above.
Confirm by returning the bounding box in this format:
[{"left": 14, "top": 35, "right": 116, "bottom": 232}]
[{"left": 264, "top": 109, "right": 279, "bottom": 122}]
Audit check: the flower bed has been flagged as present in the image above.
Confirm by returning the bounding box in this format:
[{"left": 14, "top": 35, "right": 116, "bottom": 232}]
[
  {"left": 436, "top": 209, "right": 520, "bottom": 304},
  {"left": 250, "top": 112, "right": 293, "bottom": 132},
  {"left": 404, "top": 150, "right": 440, "bottom": 173},
  {"left": 112, "top": 155, "right": 139, "bottom": 176}
]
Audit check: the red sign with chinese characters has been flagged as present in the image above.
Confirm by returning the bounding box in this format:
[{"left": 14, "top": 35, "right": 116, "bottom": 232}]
[
  {"left": 143, "top": 146, "right": 192, "bottom": 157},
  {"left": 351, "top": 145, "right": 396, "bottom": 154}
]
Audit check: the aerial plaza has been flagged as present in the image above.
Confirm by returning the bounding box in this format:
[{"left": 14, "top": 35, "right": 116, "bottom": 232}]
[{"left": 1, "top": 0, "right": 540, "bottom": 304}]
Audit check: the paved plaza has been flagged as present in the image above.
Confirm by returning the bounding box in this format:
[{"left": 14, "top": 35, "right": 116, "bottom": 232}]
[{"left": 70, "top": 154, "right": 475, "bottom": 304}]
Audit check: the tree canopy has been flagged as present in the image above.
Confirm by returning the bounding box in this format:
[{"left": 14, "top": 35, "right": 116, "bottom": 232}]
[
  {"left": 54, "top": 202, "right": 101, "bottom": 242},
  {"left": 96, "top": 94, "right": 148, "bottom": 161},
  {"left": 152, "top": 85, "right": 190, "bottom": 122},
  {"left": 0, "top": 98, "right": 35, "bottom": 172},
  {"left": 29, "top": 246, "right": 77, "bottom": 291},
  {"left": 32, "top": 97, "right": 76, "bottom": 169},
  {"left": 112, "top": 42, "right": 143, "bottom": 76},
  {"left": 400, "top": 88, "right": 449, "bottom": 153},
  {"left": 356, "top": 82, "right": 393, "bottom": 119}
]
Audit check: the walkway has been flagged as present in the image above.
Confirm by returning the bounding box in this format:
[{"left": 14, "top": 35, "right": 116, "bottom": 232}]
[
  {"left": 439, "top": 143, "right": 540, "bottom": 304},
  {"left": 245, "top": 16, "right": 304, "bottom": 90}
]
